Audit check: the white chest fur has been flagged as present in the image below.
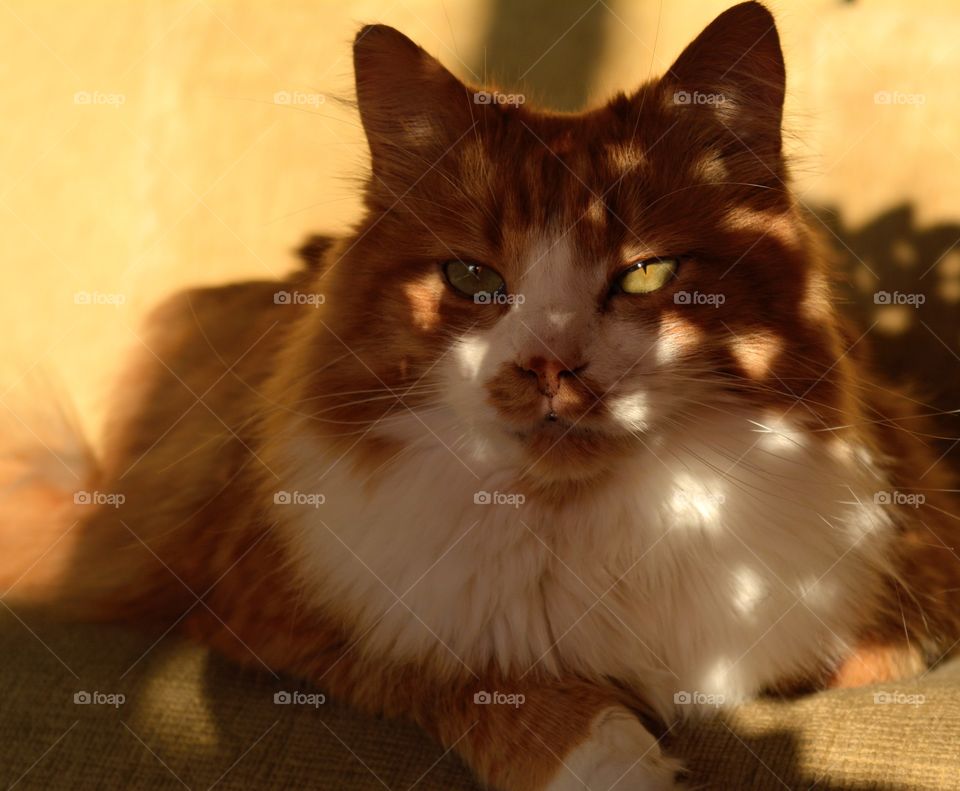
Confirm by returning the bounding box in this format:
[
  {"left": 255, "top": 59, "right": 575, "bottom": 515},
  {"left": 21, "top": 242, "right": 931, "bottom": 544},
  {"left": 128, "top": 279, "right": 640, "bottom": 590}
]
[{"left": 274, "top": 408, "right": 894, "bottom": 719}]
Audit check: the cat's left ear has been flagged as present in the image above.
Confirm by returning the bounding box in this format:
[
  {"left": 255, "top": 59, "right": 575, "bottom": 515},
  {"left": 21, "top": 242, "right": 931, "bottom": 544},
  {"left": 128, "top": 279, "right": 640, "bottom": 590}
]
[
  {"left": 660, "top": 1, "right": 785, "bottom": 163},
  {"left": 353, "top": 25, "right": 476, "bottom": 191}
]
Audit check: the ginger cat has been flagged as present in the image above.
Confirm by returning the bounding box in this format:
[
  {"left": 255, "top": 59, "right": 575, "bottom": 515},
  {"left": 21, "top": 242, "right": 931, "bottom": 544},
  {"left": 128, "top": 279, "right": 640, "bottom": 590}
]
[{"left": 3, "top": 3, "right": 959, "bottom": 788}]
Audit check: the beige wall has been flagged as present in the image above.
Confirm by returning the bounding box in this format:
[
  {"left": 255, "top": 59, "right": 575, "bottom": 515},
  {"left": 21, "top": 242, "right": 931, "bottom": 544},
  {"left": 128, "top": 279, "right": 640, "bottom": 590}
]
[{"left": 3, "top": 0, "right": 958, "bottom": 445}]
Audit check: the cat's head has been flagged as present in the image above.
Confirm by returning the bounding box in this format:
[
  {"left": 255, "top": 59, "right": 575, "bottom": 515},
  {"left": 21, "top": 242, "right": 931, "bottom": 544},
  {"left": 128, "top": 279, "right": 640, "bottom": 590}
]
[{"left": 304, "top": 2, "right": 848, "bottom": 487}]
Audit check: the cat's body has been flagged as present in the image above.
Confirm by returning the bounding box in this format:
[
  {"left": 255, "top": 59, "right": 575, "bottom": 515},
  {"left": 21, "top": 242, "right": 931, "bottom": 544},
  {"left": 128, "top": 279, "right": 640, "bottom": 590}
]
[{"left": 4, "top": 4, "right": 959, "bottom": 789}]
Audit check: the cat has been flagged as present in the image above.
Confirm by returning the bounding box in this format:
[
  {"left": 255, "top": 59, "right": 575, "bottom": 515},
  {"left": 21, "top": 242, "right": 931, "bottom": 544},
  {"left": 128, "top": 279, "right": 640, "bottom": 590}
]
[{"left": 3, "top": 2, "right": 959, "bottom": 789}]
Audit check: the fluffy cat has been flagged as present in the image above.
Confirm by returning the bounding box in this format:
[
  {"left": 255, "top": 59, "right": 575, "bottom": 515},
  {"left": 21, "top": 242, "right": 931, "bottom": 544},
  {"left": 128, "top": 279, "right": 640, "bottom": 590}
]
[{"left": 3, "top": 3, "right": 959, "bottom": 788}]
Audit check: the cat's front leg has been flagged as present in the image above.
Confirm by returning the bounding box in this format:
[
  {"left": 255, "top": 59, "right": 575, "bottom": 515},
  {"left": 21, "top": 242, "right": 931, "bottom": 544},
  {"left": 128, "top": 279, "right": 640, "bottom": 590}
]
[
  {"left": 420, "top": 677, "right": 684, "bottom": 791},
  {"left": 179, "top": 563, "right": 684, "bottom": 789}
]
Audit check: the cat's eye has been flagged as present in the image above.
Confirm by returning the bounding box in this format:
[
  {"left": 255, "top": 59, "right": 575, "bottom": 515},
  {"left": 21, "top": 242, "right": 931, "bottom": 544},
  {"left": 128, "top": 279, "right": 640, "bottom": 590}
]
[
  {"left": 442, "top": 259, "right": 506, "bottom": 301},
  {"left": 615, "top": 257, "right": 679, "bottom": 295}
]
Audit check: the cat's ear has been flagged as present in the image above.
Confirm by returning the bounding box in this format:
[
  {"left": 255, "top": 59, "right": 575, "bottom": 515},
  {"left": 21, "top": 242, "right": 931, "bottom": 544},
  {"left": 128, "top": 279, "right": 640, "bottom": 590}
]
[
  {"left": 660, "top": 2, "right": 785, "bottom": 163},
  {"left": 353, "top": 25, "right": 475, "bottom": 189}
]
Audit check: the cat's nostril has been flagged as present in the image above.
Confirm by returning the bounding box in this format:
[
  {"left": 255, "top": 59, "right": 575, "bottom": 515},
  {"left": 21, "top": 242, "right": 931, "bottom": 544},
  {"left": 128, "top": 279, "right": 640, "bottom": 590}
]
[
  {"left": 519, "top": 357, "right": 586, "bottom": 397},
  {"left": 557, "top": 364, "right": 587, "bottom": 380}
]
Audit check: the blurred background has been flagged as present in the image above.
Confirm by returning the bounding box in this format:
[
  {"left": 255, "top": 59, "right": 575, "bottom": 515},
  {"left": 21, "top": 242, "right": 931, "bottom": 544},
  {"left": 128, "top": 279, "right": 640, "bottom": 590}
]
[{"left": 2, "top": 0, "right": 958, "bottom": 455}]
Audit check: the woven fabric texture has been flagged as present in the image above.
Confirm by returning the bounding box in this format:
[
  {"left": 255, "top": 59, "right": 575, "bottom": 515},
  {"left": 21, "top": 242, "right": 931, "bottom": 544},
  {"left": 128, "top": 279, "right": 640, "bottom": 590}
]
[{"left": 3, "top": 612, "right": 958, "bottom": 790}]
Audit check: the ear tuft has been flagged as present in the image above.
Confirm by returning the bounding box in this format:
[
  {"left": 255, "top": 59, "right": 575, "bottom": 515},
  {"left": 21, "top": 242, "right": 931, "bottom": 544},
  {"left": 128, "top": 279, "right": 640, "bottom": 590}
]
[{"left": 354, "top": 24, "right": 423, "bottom": 63}]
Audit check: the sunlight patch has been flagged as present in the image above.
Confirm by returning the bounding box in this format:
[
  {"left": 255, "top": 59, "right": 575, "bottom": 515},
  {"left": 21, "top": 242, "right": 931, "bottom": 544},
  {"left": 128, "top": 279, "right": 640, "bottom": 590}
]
[
  {"left": 731, "top": 566, "right": 767, "bottom": 616},
  {"left": 668, "top": 472, "right": 726, "bottom": 528},
  {"left": 455, "top": 335, "right": 489, "bottom": 381},
  {"left": 751, "top": 414, "right": 805, "bottom": 453},
  {"left": 606, "top": 143, "right": 646, "bottom": 174},
  {"left": 402, "top": 116, "right": 438, "bottom": 146},
  {"left": 730, "top": 332, "right": 781, "bottom": 380},
  {"left": 656, "top": 312, "right": 703, "bottom": 365},
  {"left": 609, "top": 391, "right": 650, "bottom": 432}
]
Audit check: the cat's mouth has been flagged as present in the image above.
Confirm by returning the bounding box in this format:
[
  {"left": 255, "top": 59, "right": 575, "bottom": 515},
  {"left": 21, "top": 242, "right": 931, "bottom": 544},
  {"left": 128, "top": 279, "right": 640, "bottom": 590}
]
[
  {"left": 509, "top": 414, "right": 600, "bottom": 441},
  {"left": 503, "top": 416, "right": 636, "bottom": 482},
  {"left": 481, "top": 363, "right": 640, "bottom": 480}
]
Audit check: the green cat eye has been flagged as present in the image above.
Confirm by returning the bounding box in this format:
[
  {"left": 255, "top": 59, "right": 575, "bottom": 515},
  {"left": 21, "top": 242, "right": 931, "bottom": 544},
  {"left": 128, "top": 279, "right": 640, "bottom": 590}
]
[
  {"left": 442, "top": 260, "right": 506, "bottom": 301},
  {"left": 616, "top": 257, "right": 679, "bottom": 295}
]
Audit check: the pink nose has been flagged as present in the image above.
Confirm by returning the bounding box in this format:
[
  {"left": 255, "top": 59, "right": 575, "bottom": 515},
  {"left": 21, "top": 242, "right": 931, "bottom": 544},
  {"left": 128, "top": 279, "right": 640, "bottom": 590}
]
[{"left": 521, "top": 356, "right": 580, "bottom": 398}]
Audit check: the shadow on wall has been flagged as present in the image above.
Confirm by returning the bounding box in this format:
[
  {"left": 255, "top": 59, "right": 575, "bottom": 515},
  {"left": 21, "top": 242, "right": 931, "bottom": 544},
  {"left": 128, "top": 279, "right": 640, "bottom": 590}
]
[
  {"left": 472, "top": 0, "right": 609, "bottom": 110},
  {"left": 815, "top": 204, "right": 960, "bottom": 465}
]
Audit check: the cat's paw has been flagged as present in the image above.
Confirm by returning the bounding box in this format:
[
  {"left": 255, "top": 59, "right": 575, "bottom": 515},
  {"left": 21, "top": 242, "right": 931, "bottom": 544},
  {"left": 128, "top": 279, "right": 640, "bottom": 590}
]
[
  {"left": 545, "top": 707, "right": 684, "bottom": 791},
  {"left": 829, "top": 642, "right": 926, "bottom": 688}
]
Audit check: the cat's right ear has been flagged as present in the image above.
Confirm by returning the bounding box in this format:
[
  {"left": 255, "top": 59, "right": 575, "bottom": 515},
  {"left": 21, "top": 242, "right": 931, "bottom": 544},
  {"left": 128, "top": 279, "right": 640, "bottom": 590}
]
[
  {"left": 353, "top": 25, "right": 475, "bottom": 190},
  {"left": 657, "top": 2, "right": 786, "bottom": 173}
]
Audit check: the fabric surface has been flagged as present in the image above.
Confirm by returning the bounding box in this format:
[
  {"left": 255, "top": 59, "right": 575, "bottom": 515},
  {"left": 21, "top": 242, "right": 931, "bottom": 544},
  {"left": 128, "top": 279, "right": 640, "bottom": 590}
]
[{"left": 2, "top": 611, "right": 958, "bottom": 790}]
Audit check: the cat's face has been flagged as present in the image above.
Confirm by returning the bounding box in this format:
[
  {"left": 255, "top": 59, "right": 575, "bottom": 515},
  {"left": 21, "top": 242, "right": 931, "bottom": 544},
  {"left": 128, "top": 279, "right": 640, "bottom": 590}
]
[{"left": 309, "top": 4, "right": 846, "bottom": 486}]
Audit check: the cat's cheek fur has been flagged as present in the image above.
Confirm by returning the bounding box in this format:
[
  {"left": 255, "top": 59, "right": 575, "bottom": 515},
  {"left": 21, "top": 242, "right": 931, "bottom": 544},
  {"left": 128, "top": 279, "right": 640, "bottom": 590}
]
[{"left": 546, "top": 708, "right": 683, "bottom": 791}]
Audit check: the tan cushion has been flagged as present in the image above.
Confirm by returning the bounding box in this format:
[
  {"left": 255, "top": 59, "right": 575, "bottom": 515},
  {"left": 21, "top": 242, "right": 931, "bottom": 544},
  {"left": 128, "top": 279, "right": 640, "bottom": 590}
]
[
  {"left": 672, "top": 661, "right": 960, "bottom": 790},
  {"left": 3, "top": 612, "right": 958, "bottom": 790}
]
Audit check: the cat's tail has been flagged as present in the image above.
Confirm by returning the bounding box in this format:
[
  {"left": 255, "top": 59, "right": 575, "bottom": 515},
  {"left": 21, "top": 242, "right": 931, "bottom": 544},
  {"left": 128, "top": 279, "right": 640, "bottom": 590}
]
[{"left": 0, "top": 373, "right": 101, "bottom": 609}]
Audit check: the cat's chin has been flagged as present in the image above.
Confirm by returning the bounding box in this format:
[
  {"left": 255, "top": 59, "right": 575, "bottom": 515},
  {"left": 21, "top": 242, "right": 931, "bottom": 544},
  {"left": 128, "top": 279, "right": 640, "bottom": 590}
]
[{"left": 504, "top": 419, "right": 638, "bottom": 485}]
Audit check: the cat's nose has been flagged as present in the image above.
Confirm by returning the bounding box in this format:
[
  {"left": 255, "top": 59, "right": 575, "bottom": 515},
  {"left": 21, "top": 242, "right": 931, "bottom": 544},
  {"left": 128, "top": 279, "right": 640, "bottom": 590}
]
[{"left": 520, "top": 356, "right": 585, "bottom": 398}]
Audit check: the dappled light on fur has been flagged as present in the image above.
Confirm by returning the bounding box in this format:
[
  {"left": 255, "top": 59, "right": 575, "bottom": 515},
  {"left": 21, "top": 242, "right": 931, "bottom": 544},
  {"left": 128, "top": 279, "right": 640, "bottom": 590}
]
[{"left": 667, "top": 472, "right": 727, "bottom": 530}]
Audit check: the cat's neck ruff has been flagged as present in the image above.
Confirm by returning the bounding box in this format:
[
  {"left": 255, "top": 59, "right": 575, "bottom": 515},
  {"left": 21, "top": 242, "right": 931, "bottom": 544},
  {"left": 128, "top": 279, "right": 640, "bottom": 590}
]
[{"left": 271, "top": 403, "right": 894, "bottom": 719}]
